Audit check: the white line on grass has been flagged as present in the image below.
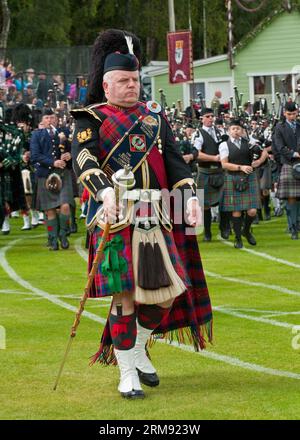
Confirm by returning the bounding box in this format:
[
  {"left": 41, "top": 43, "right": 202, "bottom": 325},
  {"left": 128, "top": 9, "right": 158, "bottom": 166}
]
[
  {"left": 206, "top": 270, "right": 300, "bottom": 298},
  {"left": 262, "top": 311, "right": 300, "bottom": 318},
  {"left": 213, "top": 306, "right": 294, "bottom": 329},
  {"left": 166, "top": 341, "right": 300, "bottom": 381},
  {"left": 215, "top": 306, "right": 285, "bottom": 315},
  {"left": 218, "top": 235, "right": 300, "bottom": 269},
  {"left": 2, "top": 237, "right": 300, "bottom": 382},
  {"left": 0, "top": 289, "right": 36, "bottom": 295},
  {"left": 0, "top": 239, "right": 106, "bottom": 325},
  {"left": 75, "top": 241, "right": 298, "bottom": 329}
]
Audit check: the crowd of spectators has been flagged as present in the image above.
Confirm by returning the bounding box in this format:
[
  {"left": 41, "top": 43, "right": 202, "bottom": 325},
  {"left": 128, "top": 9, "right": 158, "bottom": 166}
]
[{"left": 0, "top": 59, "right": 88, "bottom": 117}]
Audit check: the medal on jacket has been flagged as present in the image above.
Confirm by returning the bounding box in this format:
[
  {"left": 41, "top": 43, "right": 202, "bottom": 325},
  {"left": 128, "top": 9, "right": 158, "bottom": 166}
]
[{"left": 146, "top": 101, "right": 161, "bottom": 114}]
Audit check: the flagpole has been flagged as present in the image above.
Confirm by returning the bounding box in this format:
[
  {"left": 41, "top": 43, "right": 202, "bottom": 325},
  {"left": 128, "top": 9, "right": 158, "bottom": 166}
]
[{"left": 168, "top": 0, "right": 176, "bottom": 32}]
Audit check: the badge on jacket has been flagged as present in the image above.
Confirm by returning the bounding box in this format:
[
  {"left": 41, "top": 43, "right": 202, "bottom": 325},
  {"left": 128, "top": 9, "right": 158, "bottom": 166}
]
[
  {"left": 146, "top": 101, "right": 161, "bottom": 114},
  {"left": 77, "top": 128, "right": 92, "bottom": 143}
]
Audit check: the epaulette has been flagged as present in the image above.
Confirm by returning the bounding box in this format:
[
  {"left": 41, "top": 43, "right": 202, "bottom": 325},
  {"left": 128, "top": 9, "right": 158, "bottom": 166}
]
[{"left": 70, "top": 103, "right": 105, "bottom": 123}]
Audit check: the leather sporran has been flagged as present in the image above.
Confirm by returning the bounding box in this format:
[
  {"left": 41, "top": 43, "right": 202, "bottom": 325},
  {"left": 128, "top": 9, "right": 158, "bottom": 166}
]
[
  {"left": 232, "top": 174, "right": 249, "bottom": 192},
  {"left": 208, "top": 173, "right": 224, "bottom": 189},
  {"left": 45, "top": 173, "right": 62, "bottom": 193}
]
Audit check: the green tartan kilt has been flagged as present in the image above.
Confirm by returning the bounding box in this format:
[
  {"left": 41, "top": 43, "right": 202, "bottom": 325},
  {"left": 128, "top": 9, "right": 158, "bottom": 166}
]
[
  {"left": 220, "top": 171, "right": 261, "bottom": 212},
  {"left": 36, "top": 169, "right": 74, "bottom": 211},
  {"left": 197, "top": 170, "right": 223, "bottom": 208},
  {"left": 0, "top": 171, "right": 13, "bottom": 205}
]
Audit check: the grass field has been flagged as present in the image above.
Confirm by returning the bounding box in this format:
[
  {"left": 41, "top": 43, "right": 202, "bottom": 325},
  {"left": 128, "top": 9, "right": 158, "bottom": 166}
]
[{"left": 0, "top": 214, "right": 300, "bottom": 420}]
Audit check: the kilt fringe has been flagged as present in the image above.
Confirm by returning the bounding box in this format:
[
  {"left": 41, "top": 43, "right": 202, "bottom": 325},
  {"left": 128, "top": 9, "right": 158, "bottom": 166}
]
[
  {"left": 151, "top": 320, "right": 213, "bottom": 351},
  {"left": 89, "top": 319, "right": 213, "bottom": 366}
]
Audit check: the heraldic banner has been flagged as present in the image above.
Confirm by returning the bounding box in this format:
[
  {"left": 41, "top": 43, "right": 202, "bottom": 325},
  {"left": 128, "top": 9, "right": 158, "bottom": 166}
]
[{"left": 167, "top": 30, "right": 194, "bottom": 85}]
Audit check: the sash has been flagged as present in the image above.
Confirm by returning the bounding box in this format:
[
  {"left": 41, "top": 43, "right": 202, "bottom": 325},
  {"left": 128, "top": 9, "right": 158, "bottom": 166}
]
[
  {"left": 100, "top": 111, "right": 161, "bottom": 182},
  {"left": 86, "top": 109, "right": 161, "bottom": 231}
]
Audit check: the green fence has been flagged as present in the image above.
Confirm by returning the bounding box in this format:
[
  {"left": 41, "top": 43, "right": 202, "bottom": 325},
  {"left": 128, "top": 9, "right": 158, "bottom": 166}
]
[{"left": 6, "top": 45, "right": 92, "bottom": 78}]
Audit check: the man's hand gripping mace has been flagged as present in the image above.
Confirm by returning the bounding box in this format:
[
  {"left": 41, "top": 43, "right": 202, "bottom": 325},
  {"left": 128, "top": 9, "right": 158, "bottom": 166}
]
[{"left": 53, "top": 165, "right": 135, "bottom": 390}]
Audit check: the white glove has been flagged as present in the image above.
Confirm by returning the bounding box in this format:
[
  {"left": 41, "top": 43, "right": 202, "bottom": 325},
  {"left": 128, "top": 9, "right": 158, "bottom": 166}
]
[
  {"left": 186, "top": 198, "right": 202, "bottom": 227},
  {"left": 98, "top": 188, "right": 118, "bottom": 224}
]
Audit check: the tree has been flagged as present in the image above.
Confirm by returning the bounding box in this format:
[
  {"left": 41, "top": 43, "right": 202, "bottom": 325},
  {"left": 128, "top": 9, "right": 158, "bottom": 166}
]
[
  {"left": 0, "top": 0, "right": 10, "bottom": 59},
  {"left": 8, "top": 0, "right": 71, "bottom": 48}
]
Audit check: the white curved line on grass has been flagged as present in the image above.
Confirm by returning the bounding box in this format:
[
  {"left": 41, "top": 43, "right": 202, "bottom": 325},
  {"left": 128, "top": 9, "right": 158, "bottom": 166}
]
[
  {"left": 206, "top": 270, "right": 300, "bottom": 298},
  {"left": 218, "top": 235, "right": 300, "bottom": 269},
  {"left": 0, "top": 289, "right": 36, "bottom": 295},
  {"left": 0, "top": 239, "right": 106, "bottom": 325},
  {"left": 166, "top": 342, "right": 300, "bottom": 381},
  {"left": 74, "top": 238, "right": 88, "bottom": 262},
  {"left": 2, "top": 237, "right": 300, "bottom": 382},
  {"left": 213, "top": 306, "right": 293, "bottom": 329}
]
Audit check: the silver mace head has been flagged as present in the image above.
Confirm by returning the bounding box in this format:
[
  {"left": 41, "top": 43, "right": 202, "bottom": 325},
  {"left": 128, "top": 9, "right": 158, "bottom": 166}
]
[{"left": 112, "top": 165, "right": 136, "bottom": 190}]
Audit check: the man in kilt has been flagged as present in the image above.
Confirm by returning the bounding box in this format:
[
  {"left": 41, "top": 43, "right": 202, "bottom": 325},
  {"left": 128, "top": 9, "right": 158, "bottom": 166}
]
[
  {"left": 71, "top": 29, "right": 212, "bottom": 399},
  {"left": 274, "top": 102, "right": 300, "bottom": 240},
  {"left": 219, "top": 119, "right": 262, "bottom": 249},
  {"left": 194, "top": 108, "right": 230, "bottom": 241},
  {"left": 0, "top": 121, "right": 27, "bottom": 234},
  {"left": 30, "top": 108, "right": 74, "bottom": 250}
]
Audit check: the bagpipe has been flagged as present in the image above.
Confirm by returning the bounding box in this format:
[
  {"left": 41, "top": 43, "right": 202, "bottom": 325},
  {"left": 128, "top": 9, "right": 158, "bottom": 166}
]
[{"left": 0, "top": 121, "right": 23, "bottom": 170}]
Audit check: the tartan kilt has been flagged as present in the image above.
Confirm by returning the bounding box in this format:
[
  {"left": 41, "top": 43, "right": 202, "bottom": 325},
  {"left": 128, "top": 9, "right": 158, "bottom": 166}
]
[
  {"left": 277, "top": 164, "right": 300, "bottom": 199},
  {"left": 36, "top": 169, "right": 74, "bottom": 211},
  {"left": 90, "top": 222, "right": 213, "bottom": 365},
  {"left": 197, "top": 170, "right": 223, "bottom": 208},
  {"left": 220, "top": 171, "right": 261, "bottom": 212},
  {"left": 88, "top": 224, "right": 191, "bottom": 298},
  {"left": 0, "top": 171, "right": 13, "bottom": 204}
]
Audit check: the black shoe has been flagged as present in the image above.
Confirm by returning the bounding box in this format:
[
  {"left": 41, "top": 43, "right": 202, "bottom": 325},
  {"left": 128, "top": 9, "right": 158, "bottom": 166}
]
[
  {"left": 70, "top": 223, "right": 78, "bottom": 234},
  {"left": 60, "top": 236, "right": 70, "bottom": 249},
  {"left": 220, "top": 229, "right": 230, "bottom": 240},
  {"left": 234, "top": 238, "right": 243, "bottom": 249},
  {"left": 203, "top": 233, "right": 212, "bottom": 242},
  {"left": 49, "top": 238, "right": 59, "bottom": 251},
  {"left": 243, "top": 231, "right": 257, "bottom": 246},
  {"left": 274, "top": 207, "right": 283, "bottom": 217},
  {"left": 121, "top": 389, "right": 145, "bottom": 399},
  {"left": 291, "top": 227, "right": 298, "bottom": 240},
  {"left": 137, "top": 368, "right": 160, "bottom": 387},
  {"left": 264, "top": 214, "right": 271, "bottom": 221}
]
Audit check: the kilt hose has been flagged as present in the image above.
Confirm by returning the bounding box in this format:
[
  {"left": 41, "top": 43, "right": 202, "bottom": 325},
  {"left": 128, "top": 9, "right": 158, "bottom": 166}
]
[
  {"left": 89, "top": 223, "right": 213, "bottom": 365},
  {"left": 277, "top": 164, "right": 300, "bottom": 199},
  {"left": 197, "top": 168, "right": 224, "bottom": 208},
  {"left": 220, "top": 171, "right": 261, "bottom": 212},
  {"left": 36, "top": 169, "right": 74, "bottom": 211}
]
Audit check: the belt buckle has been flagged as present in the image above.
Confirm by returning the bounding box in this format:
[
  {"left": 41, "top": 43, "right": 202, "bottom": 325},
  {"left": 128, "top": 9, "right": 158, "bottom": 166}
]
[{"left": 140, "top": 190, "right": 151, "bottom": 203}]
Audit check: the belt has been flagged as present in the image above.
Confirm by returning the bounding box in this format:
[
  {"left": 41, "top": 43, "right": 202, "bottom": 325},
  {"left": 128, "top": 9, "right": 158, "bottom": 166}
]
[
  {"left": 122, "top": 189, "right": 161, "bottom": 202},
  {"left": 198, "top": 167, "right": 222, "bottom": 174}
]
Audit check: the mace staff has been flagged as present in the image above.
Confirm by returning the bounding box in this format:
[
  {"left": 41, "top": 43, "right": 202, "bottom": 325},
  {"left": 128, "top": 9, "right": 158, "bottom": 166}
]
[{"left": 53, "top": 165, "right": 135, "bottom": 391}]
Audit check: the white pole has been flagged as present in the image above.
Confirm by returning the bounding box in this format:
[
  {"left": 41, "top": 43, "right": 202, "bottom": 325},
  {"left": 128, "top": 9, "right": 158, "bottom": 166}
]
[
  {"left": 168, "top": 0, "right": 176, "bottom": 32},
  {"left": 203, "top": 0, "right": 207, "bottom": 58}
]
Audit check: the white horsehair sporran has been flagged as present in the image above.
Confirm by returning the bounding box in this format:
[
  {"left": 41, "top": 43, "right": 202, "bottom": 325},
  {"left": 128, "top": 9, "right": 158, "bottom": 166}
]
[{"left": 132, "top": 223, "right": 186, "bottom": 304}]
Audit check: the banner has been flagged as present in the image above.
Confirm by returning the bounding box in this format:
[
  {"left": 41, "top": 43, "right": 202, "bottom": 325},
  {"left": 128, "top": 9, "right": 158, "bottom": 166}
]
[{"left": 167, "top": 31, "right": 194, "bottom": 84}]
